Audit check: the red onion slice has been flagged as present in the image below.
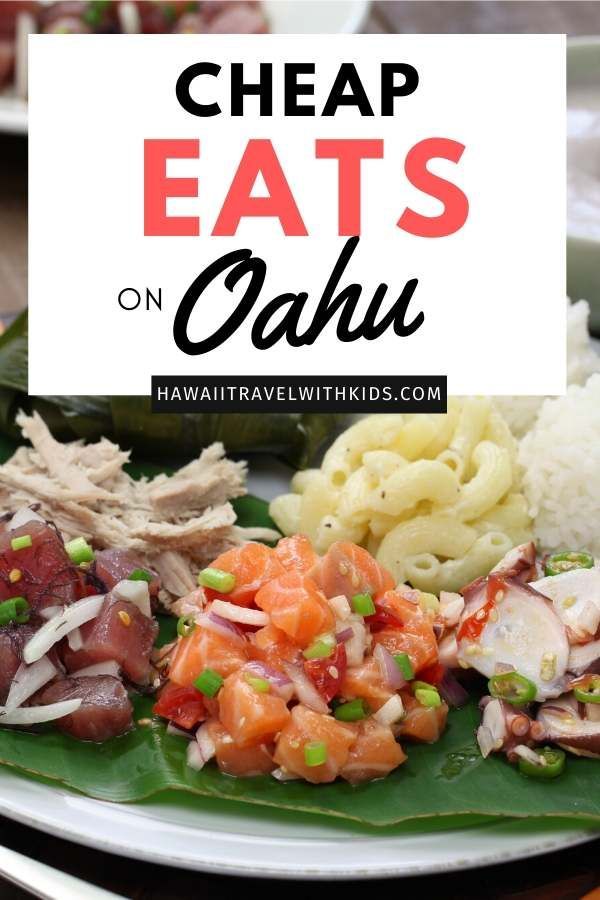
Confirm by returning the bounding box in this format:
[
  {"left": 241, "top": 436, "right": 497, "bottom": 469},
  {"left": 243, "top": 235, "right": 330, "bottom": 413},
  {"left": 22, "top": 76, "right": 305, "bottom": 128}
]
[
  {"left": 244, "top": 661, "right": 294, "bottom": 702},
  {"left": 195, "top": 612, "right": 245, "bottom": 645},
  {"left": 437, "top": 670, "right": 469, "bottom": 708},
  {"left": 335, "top": 627, "right": 353, "bottom": 644},
  {"left": 282, "top": 662, "right": 329, "bottom": 714},
  {"left": 373, "top": 643, "right": 406, "bottom": 690}
]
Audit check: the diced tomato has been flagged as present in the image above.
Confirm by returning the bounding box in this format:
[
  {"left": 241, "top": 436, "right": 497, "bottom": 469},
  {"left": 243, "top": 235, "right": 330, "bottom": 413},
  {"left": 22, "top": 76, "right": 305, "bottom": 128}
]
[
  {"left": 304, "top": 644, "right": 347, "bottom": 704},
  {"left": 153, "top": 683, "right": 205, "bottom": 730},
  {"left": 365, "top": 600, "right": 403, "bottom": 633},
  {"left": 418, "top": 662, "right": 446, "bottom": 686}
]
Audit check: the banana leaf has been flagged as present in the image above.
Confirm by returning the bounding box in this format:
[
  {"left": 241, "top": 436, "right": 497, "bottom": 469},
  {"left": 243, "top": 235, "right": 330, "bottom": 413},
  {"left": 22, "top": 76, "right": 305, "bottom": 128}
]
[{"left": 0, "top": 312, "right": 342, "bottom": 467}]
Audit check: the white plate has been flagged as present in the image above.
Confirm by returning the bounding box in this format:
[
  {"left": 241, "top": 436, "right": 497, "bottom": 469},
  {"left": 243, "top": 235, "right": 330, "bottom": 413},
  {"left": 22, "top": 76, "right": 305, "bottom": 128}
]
[
  {"left": 0, "top": 0, "right": 371, "bottom": 135},
  {"left": 0, "top": 766, "right": 596, "bottom": 879}
]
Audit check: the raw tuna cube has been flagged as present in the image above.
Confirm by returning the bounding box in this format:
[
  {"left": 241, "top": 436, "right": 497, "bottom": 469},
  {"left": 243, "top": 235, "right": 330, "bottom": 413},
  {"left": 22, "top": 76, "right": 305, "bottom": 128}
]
[
  {"left": 0, "top": 623, "right": 39, "bottom": 704},
  {"left": 92, "top": 549, "right": 159, "bottom": 597},
  {"left": 0, "top": 521, "right": 79, "bottom": 613},
  {"left": 35, "top": 675, "right": 133, "bottom": 742},
  {"left": 62, "top": 592, "right": 158, "bottom": 684}
]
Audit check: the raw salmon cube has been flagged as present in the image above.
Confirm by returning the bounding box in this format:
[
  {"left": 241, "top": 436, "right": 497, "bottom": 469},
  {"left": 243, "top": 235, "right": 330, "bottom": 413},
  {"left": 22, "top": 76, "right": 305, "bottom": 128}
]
[
  {"left": 219, "top": 669, "right": 290, "bottom": 748},
  {"left": 273, "top": 704, "right": 356, "bottom": 784},
  {"left": 168, "top": 627, "right": 248, "bottom": 686},
  {"left": 255, "top": 573, "right": 334, "bottom": 648},
  {"left": 341, "top": 718, "right": 406, "bottom": 784},
  {"left": 207, "top": 720, "right": 275, "bottom": 777}
]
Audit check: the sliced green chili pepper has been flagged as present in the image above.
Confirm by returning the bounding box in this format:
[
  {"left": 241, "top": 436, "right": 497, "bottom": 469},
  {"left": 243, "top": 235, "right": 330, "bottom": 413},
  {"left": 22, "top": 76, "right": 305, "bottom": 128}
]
[
  {"left": 0, "top": 596, "right": 30, "bottom": 626},
  {"left": 177, "top": 615, "right": 195, "bottom": 638},
  {"left": 488, "top": 671, "right": 537, "bottom": 705},
  {"left": 573, "top": 674, "right": 600, "bottom": 704},
  {"left": 545, "top": 550, "right": 594, "bottom": 577},
  {"left": 518, "top": 747, "right": 565, "bottom": 779}
]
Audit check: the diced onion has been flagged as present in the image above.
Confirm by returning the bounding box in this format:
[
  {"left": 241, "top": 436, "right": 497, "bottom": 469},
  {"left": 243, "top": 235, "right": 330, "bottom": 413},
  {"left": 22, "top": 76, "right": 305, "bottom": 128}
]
[
  {"left": 117, "top": 0, "right": 141, "bottom": 33},
  {"left": 23, "top": 595, "right": 104, "bottom": 664},
  {"left": 210, "top": 599, "right": 268, "bottom": 627},
  {"left": 167, "top": 722, "right": 193, "bottom": 739},
  {"left": 328, "top": 595, "right": 351, "bottom": 620},
  {"left": 476, "top": 724, "right": 495, "bottom": 759},
  {"left": 373, "top": 644, "right": 406, "bottom": 690},
  {"left": 5, "top": 656, "right": 57, "bottom": 711},
  {"left": 73, "top": 660, "right": 120, "bottom": 678},
  {"left": 113, "top": 580, "right": 152, "bottom": 618},
  {"left": 374, "top": 695, "right": 405, "bottom": 726},
  {"left": 481, "top": 698, "right": 507, "bottom": 746},
  {"left": 439, "top": 591, "right": 464, "bottom": 627},
  {"left": 344, "top": 616, "right": 368, "bottom": 667},
  {"left": 196, "top": 722, "right": 216, "bottom": 763},
  {"left": 282, "top": 662, "right": 329, "bottom": 714},
  {"left": 186, "top": 740, "right": 207, "bottom": 771},
  {"left": 0, "top": 698, "right": 81, "bottom": 725},
  {"left": 67, "top": 627, "right": 83, "bottom": 652},
  {"left": 8, "top": 507, "right": 45, "bottom": 531},
  {"left": 438, "top": 632, "right": 458, "bottom": 669}
]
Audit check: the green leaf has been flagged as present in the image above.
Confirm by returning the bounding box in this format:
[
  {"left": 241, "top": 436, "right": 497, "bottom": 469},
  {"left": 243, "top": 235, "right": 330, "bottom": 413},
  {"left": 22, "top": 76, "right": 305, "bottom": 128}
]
[{"left": 0, "top": 694, "right": 599, "bottom": 826}]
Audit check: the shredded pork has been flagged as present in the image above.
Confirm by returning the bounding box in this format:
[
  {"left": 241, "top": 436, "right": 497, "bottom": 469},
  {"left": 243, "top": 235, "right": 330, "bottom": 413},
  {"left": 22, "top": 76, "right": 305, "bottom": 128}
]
[{"left": 0, "top": 412, "right": 277, "bottom": 610}]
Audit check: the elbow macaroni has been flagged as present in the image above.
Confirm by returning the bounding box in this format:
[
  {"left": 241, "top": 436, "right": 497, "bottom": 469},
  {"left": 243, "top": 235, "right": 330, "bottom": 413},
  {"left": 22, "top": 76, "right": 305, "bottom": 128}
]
[{"left": 269, "top": 400, "right": 533, "bottom": 593}]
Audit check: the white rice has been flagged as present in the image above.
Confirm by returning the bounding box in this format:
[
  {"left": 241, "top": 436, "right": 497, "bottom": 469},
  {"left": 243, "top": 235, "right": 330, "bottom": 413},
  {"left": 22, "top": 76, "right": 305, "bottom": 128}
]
[
  {"left": 518, "top": 374, "right": 600, "bottom": 555},
  {"left": 494, "top": 299, "right": 600, "bottom": 437}
]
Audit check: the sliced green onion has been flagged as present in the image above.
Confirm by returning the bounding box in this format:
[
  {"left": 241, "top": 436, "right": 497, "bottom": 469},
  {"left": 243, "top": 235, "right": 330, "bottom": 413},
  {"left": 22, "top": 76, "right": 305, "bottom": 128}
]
[
  {"left": 334, "top": 699, "right": 369, "bottom": 722},
  {"left": 544, "top": 550, "right": 594, "bottom": 577},
  {"left": 193, "top": 668, "right": 223, "bottom": 698},
  {"left": 415, "top": 687, "right": 442, "bottom": 708},
  {"left": 177, "top": 615, "right": 195, "bottom": 638},
  {"left": 198, "top": 567, "right": 236, "bottom": 594},
  {"left": 351, "top": 593, "right": 376, "bottom": 616},
  {"left": 304, "top": 740, "right": 327, "bottom": 767},
  {"left": 0, "top": 596, "right": 30, "bottom": 626},
  {"left": 573, "top": 675, "right": 600, "bottom": 704},
  {"left": 64, "top": 536, "right": 95, "bottom": 564},
  {"left": 412, "top": 680, "right": 434, "bottom": 692},
  {"left": 245, "top": 674, "right": 270, "bottom": 694},
  {"left": 303, "top": 633, "right": 336, "bottom": 660},
  {"left": 10, "top": 534, "right": 32, "bottom": 552},
  {"left": 128, "top": 568, "right": 153, "bottom": 583},
  {"left": 394, "top": 652, "right": 414, "bottom": 680},
  {"left": 488, "top": 671, "right": 537, "bottom": 705},
  {"left": 518, "top": 747, "right": 565, "bottom": 779}
]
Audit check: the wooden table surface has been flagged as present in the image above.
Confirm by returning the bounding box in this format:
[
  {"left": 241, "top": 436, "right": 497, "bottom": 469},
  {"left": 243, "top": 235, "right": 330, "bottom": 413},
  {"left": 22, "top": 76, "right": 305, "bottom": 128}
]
[{"left": 1, "top": 1, "right": 600, "bottom": 897}]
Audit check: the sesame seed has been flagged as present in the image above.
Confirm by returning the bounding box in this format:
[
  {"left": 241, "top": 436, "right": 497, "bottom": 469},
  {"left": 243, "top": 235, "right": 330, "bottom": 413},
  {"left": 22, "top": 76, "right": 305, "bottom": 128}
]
[
  {"left": 290, "top": 740, "right": 300, "bottom": 749},
  {"left": 495, "top": 591, "right": 504, "bottom": 603},
  {"left": 137, "top": 718, "right": 151, "bottom": 726},
  {"left": 465, "top": 644, "right": 481, "bottom": 656},
  {"left": 328, "top": 666, "right": 338, "bottom": 679},
  {"left": 562, "top": 596, "right": 576, "bottom": 609},
  {"left": 8, "top": 569, "right": 21, "bottom": 583},
  {"left": 476, "top": 609, "right": 486, "bottom": 620},
  {"left": 118, "top": 610, "right": 131, "bottom": 626},
  {"left": 339, "top": 563, "right": 349, "bottom": 576}
]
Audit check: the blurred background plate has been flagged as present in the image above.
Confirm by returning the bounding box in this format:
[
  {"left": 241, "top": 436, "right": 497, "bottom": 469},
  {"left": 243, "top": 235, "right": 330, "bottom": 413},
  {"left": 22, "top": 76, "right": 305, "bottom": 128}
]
[
  {"left": 0, "top": 0, "right": 371, "bottom": 135},
  {"left": 567, "top": 37, "right": 600, "bottom": 334}
]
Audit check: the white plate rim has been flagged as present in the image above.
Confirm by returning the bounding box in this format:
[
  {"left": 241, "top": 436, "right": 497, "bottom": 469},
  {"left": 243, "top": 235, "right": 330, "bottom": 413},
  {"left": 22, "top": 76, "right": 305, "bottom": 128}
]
[{"left": 0, "top": 766, "right": 596, "bottom": 880}]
